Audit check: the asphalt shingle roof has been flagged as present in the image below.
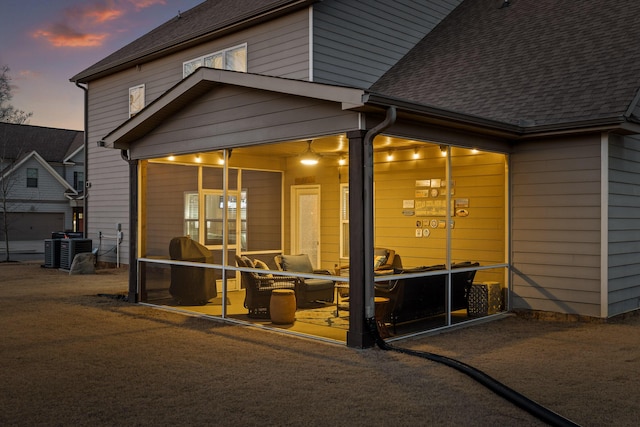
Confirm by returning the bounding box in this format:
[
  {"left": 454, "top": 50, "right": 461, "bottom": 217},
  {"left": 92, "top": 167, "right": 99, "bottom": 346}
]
[
  {"left": 71, "top": 0, "right": 310, "bottom": 82},
  {"left": 370, "top": 0, "right": 640, "bottom": 128},
  {"left": 0, "top": 123, "right": 83, "bottom": 163}
]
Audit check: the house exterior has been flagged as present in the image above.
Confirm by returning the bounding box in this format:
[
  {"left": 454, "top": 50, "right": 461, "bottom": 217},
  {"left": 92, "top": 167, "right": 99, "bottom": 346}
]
[
  {"left": 71, "top": 0, "right": 640, "bottom": 347},
  {"left": 0, "top": 123, "right": 85, "bottom": 243}
]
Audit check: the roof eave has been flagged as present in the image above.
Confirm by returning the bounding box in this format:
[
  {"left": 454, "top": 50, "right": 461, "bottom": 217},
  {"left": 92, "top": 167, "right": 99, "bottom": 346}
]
[
  {"left": 362, "top": 93, "right": 640, "bottom": 139},
  {"left": 361, "top": 93, "right": 522, "bottom": 138},
  {"left": 515, "top": 116, "right": 640, "bottom": 139}
]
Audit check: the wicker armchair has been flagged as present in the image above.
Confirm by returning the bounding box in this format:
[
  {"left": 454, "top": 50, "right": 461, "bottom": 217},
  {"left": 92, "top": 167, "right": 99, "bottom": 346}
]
[{"left": 235, "top": 255, "right": 298, "bottom": 318}]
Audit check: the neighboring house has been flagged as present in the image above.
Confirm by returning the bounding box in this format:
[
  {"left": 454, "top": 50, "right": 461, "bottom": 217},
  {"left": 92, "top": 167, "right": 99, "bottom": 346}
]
[
  {"left": 0, "top": 123, "right": 85, "bottom": 242},
  {"left": 71, "top": 0, "right": 640, "bottom": 348}
]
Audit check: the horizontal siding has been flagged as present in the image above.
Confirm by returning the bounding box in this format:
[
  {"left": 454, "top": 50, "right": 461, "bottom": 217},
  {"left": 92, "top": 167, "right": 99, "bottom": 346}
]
[
  {"left": 511, "top": 135, "right": 602, "bottom": 316},
  {"left": 86, "top": 11, "right": 311, "bottom": 265},
  {"left": 313, "top": 0, "right": 462, "bottom": 87},
  {"left": 608, "top": 134, "right": 640, "bottom": 315},
  {"left": 145, "top": 163, "right": 197, "bottom": 257},
  {"left": 129, "top": 86, "right": 359, "bottom": 159},
  {"left": 7, "top": 158, "right": 67, "bottom": 201},
  {"left": 374, "top": 145, "right": 506, "bottom": 273},
  {"left": 282, "top": 156, "right": 345, "bottom": 272},
  {"left": 242, "top": 170, "right": 283, "bottom": 252},
  {"left": 144, "top": 164, "right": 283, "bottom": 260}
]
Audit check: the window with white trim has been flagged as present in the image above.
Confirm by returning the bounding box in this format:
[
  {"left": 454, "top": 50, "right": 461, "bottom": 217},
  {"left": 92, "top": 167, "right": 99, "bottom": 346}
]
[
  {"left": 26, "top": 168, "right": 38, "bottom": 188},
  {"left": 183, "top": 43, "right": 247, "bottom": 78},
  {"left": 340, "top": 183, "right": 349, "bottom": 259},
  {"left": 129, "top": 84, "right": 145, "bottom": 117}
]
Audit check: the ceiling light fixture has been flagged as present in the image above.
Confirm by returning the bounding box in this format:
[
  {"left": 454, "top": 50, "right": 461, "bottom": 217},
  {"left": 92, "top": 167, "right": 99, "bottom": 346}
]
[{"left": 300, "top": 140, "right": 320, "bottom": 165}]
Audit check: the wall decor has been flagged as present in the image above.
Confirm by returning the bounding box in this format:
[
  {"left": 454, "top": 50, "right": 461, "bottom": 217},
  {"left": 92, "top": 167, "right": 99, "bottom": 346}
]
[{"left": 455, "top": 198, "right": 469, "bottom": 208}]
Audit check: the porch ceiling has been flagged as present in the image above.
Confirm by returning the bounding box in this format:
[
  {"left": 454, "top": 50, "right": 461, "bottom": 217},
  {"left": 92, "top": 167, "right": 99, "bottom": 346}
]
[{"left": 231, "top": 134, "right": 422, "bottom": 158}]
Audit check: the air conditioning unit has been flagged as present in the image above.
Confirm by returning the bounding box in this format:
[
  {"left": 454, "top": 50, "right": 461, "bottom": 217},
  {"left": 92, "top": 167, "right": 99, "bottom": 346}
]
[
  {"left": 44, "top": 239, "right": 61, "bottom": 268},
  {"left": 60, "top": 239, "right": 93, "bottom": 270}
]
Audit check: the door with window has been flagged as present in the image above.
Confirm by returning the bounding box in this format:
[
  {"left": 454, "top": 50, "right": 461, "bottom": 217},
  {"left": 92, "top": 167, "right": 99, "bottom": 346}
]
[
  {"left": 291, "top": 185, "right": 320, "bottom": 268},
  {"left": 203, "top": 190, "right": 246, "bottom": 250}
]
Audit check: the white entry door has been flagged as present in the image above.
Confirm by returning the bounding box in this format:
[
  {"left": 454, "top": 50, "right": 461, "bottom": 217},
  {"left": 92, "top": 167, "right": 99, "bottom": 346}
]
[{"left": 291, "top": 185, "right": 321, "bottom": 269}]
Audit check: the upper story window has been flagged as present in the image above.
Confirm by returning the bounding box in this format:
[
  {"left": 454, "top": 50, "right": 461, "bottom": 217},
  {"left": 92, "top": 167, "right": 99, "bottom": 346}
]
[
  {"left": 183, "top": 43, "right": 247, "bottom": 78},
  {"left": 129, "top": 84, "right": 145, "bottom": 118},
  {"left": 26, "top": 168, "right": 38, "bottom": 188},
  {"left": 74, "top": 171, "right": 84, "bottom": 191}
]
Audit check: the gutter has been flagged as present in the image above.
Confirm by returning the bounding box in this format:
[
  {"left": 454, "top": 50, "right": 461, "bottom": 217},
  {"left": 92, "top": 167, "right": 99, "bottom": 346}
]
[
  {"left": 74, "top": 81, "right": 89, "bottom": 237},
  {"left": 363, "top": 92, "right": 640, "bottom": 139},
  {"left": 362, "top": 106, "right": 396, "bottom": 320},
  {"left": 363, "top": 92, "right": 521, "bottom": 136}
]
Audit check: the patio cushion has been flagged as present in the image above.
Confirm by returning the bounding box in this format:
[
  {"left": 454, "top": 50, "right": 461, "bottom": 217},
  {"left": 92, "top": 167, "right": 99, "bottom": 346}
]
[
  {"left": 279, "top": 254, "right": 314, "bottom": 273},
  {"left": 253, "top": 259, "right": 273, "bottom": 277}
]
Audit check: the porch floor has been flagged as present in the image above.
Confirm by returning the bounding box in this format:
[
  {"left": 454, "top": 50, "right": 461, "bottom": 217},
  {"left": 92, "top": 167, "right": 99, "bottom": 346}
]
[{"left": 144, "top": 288, "right": 475, "bottom": 343}]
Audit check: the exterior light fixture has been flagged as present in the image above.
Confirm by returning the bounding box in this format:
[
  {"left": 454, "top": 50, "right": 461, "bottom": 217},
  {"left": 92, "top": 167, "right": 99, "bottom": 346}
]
[
  {"left": 440, "top": 145, "right": 448, "bottom": 156},
  {"left": 386, "top": 151, "right": 393, "bottom": 161},
  {"left": 168, "top": 155, "right": 175, "bottom": 161},
  {"left": 195, "top": 154, "right": 202, "bottom": 163},
  {"left": 413, "top": 149, "right": 420, "bottom": 159},
  {"left": 338, "top": 156, "right": 346, "bottom": 166},
  {"left": 300, "top": 140, "right": 320, "bottom": 165}
]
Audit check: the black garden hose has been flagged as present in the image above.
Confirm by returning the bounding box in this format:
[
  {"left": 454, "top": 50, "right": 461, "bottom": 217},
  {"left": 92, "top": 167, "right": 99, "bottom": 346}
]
[{"left": 366, "top": 317, "right": 581, "bottom": 427}]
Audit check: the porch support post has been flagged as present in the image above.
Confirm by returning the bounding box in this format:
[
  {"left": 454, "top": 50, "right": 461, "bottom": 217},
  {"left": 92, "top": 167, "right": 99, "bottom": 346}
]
[
  {"left": 128, "top": 158, "right": 139, "bottom": 303},
  {"left": 346, "top": 108, "right": 396, "bottom": 348},
  {"left": 346, "top": 129, "right": 374, "bottom": 348}
]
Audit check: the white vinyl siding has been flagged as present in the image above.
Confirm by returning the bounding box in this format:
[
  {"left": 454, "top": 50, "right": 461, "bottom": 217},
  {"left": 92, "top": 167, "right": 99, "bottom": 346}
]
[
  {"left": 2, "top": 157, "right": 75, "bottom": 234},
  {"left": 608, "top": 134, "right": 640, "bottom": 316},
  {"left": 511, "top": 136, "right": 602, "bottom": 317}
]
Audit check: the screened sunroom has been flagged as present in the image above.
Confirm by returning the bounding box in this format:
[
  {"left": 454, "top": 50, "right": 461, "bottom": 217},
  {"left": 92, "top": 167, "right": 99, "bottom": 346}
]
[
  {"left": 136, "top": 135, "right": 508, "bottom": 345},
  {"left": 100, "top": 70, "right": 511, "bottom": 347}
]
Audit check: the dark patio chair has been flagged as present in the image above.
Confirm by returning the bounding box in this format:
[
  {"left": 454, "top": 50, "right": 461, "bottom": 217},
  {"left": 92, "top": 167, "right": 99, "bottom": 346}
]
[
  {"left": 274, "top": 254, "right": 334, "bottom": 307},
  {"left": 235, "top": 255, "right": 297, "bottom": 318}
]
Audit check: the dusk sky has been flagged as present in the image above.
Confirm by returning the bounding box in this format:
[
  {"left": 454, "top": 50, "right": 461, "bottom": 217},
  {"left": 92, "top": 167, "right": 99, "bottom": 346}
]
[{"left": 1, "top": 0, "right": 204, "bottom": 131}]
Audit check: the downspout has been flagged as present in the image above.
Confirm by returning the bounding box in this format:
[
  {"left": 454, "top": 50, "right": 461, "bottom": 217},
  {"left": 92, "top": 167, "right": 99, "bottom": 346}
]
[
  {"left": 74, "top": 81, "right": 88, "bottom": 237},
  {"left": 362, "top": 106, "right": 396, "bottom": 320},
  {"left": 121, "top": 149, "right": 139, "bottom": 303}
]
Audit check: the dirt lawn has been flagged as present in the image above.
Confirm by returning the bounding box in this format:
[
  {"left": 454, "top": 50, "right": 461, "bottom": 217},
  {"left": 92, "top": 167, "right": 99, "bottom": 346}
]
[{"left": 1, "top": 262, "right": 639, "bottom": 426}]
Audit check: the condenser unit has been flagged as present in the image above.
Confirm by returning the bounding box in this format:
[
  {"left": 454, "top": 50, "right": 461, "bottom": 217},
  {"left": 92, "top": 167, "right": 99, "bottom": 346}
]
[
  {"left": 59, "top": 239, "right": 93, "bottom": 270},
  {"left": 44, "top": 239, "right": 61, "bottom": 268}
]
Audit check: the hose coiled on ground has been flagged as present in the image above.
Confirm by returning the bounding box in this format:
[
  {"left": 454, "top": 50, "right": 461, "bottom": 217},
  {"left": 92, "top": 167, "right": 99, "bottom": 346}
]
[{"left": 366, "top": 317, "right": 581, "bottom": 427}]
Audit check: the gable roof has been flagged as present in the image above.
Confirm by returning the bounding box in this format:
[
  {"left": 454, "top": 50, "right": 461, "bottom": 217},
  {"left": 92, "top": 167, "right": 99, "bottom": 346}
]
[
  {"left": 71, "top": 0, "right": 315, "bottom": 83},
  {"left": 63, "top": 133, "right": 85, "bottom": 163},
  {"left": 0, "top": 150, "right": 77, "bottom": 194},
  {"left": 100, "top": 67, "right": 366, "bottom": 148},
  {"left": 0, "top": 123, "right": 84, "bottom": 163},
  {"left": 370, "top": 0, "right": 640, "bottom": 131}
]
